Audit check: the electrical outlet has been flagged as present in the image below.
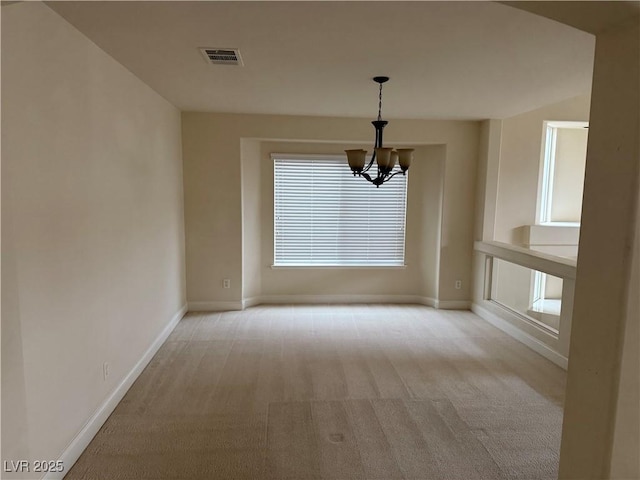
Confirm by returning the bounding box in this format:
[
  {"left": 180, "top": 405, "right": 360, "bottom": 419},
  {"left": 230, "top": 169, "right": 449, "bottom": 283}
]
[
  {"left": 223, "top": 279, "right": 231, "bottom": 289},
  {"left": 102, "top": 362, "right": 110, "bottom": 381},
  {"left": 455, "top": 280, "right": 462, "bottom": 290}
]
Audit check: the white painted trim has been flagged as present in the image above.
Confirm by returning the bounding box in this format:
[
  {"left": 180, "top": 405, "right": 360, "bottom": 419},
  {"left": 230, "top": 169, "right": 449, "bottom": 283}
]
[
  {"left": 218, "top": 295, "right": 472, "bottom": 311},
  {"left": 45, "top": 304, "right": 188, "bottom": 480},
  {"left": 242, "top": 296, "right": 262, "bottom": 309},
  {"left": 270, "top": 152, "right": 347, "bottom": 161},
  {"left": 188, "top": 301, "right": 243, "bottom": 312},
  {"left": 537, "top": 121, "right": 588, "bottom": 224},
  {"left": 238, "top": 295, "right": 471, "bottom": 310},
  {"left": 545, "top": 121, "right": 589, "bottom": 129},
  {"left": 480, "top": 119, "right": 503, "bottom": 243},
  {"left": 270, "top": 265, "right": 407, "bottom": 269},
  {"left": 420, "top": 297, "right": 437, "bottom": 308},
  {"left": 252, "top": 294, "right": 427, "bottom": 305},
  {"left": 539, "top": 122, "right": 557, "bottom": 224},
  {"left": 472, "top": 302, "right": 568, "bottom": 370},
  {"left": 435, "top": 300, "right": 472, "bottom": 310}
]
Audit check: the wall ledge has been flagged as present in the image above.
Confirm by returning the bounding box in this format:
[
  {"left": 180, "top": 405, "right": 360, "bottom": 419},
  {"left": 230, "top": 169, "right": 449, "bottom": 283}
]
[{"left": 46, "top": 304, "right": 188, "bottom": 480}]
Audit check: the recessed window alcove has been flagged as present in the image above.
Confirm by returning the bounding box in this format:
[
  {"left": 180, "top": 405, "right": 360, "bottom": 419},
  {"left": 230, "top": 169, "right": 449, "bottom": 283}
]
[{"left": 240, "top": 139, "right": 446, "bottom": 307}]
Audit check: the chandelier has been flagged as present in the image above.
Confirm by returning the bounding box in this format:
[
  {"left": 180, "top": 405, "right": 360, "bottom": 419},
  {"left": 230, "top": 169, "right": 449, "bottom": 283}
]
[{"left": 345, "top": 76, "right": 414, "bottom": 187}]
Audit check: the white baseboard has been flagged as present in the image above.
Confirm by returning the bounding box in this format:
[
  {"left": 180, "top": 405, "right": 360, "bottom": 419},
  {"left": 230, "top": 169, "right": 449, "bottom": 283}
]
[
  {"left": 242, "top": 296, "right": 262, "bottom": 309},
  {"left": 238, "top": 295, "right": 471, "bottom": 310},
  {"left": 248, "top": 294, "right": 428, "bottom": 305},
  {"left": 188, "top": 301, "right": 243, "bottom": 312},
  {"left": 46, "top": 304, "right": 187, "bottom": 480},
  {"left": 435, "top": 299, "right": 472, "bottom": 310},
  {"left": 193, "top": 296, "right": 472, "bottom": 311},
  {"left": 420, "top": 296, "right": 438, "bottom": 308},
  {"left": 472, "top": 302, "right": 568, "bottom": 369}
]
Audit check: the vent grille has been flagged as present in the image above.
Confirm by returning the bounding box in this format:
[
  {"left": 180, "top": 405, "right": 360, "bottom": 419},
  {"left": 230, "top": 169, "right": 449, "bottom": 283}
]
[{"left": 200, "top": 48, "right": 243, "bottom": 66}]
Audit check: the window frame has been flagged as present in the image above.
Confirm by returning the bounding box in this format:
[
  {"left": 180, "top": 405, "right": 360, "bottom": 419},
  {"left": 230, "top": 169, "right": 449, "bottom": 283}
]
[{"left": 536, "top": 120, "right": 588, "bottom": 225}]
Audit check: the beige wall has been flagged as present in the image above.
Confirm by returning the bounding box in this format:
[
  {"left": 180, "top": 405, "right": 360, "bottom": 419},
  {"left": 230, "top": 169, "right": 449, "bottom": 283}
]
[
  {"left": 471, "top": 19, "right": 639, "bottom": 476},
  {"left": 1, "top": 2, "right": 186, "bottom": 475},
  {"left": 182, "top": 112, "right": 479, "bottom": 307},
  {"left": 558, "top": 19, "right": 639, "bottom": 479},
  {"left": 551, "top": 127, "right": 588, "bottom": 223},
  {"left": 495, "top": 94, "right": 591, "bottom": 244},
  {"left": 610, "top": 180, "right": 639, "bottom": 479},
  {"left": 483, "top": 97, "right": 590, "bottom": 344},
  {"left": 247, "top": 142, "right": 444, "bottom": 300},
  {"left": 473, "top": 100, "right": 590, "bottom": 351},
  {"left": 241, "top": 139, "right": 262, "bottom": 300},
  {"left": 417, "top": 145, "right": 447, "bottom": 300}
]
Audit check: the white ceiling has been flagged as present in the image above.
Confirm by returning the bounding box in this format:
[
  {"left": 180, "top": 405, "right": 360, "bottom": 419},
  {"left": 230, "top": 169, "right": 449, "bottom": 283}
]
[{"left": 47, "top": 1, "right": 601, "bottom": 120}]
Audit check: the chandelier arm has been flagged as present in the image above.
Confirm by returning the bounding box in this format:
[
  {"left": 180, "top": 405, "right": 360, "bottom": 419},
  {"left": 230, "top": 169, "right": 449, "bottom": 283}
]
[
  {"left": 364, "top": 152, "right": 376, "bottom": 172},
  {"left": 363, "top": 128, "right": 379, "bottom": 174},
  {"left": 361, "top": 172, "right": 375, "bottom": 184},
  {"left": 363, "top": 152, "right": 376, "bottom": 173},
  {"left": 381, "top": 170, "right": 405, "bottom": 183}
]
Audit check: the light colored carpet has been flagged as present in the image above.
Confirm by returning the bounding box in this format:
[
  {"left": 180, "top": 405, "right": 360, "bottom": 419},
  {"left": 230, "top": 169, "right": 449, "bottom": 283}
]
[{"left": 66, "top": 305, "right": 566, "bottom": 479}]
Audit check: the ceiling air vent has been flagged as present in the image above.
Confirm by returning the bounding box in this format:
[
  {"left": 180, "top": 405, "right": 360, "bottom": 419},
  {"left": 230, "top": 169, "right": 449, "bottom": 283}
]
[{"left": 200, "top": 48, "right": 243, "bottom": 66}]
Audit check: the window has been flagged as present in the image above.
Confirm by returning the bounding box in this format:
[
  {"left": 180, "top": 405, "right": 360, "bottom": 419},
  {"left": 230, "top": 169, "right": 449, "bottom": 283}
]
[
  {"left": 273, "top": 155, "right": 407, "bottom": 266},
  {"left": 533, "top": 121, "right": 587, "bottom": 312},
  {"left": 537, "top": 121, "right": 588, "bottom": 225}
]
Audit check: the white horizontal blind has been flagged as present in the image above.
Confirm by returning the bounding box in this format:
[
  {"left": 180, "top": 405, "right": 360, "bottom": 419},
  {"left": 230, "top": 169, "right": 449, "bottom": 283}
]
[{"left": 274, "top": 156, "right": 407, "bottom": 266}]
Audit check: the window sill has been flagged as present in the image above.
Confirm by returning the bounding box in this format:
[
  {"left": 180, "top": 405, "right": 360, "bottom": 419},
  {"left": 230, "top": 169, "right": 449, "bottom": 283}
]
[
  {"left": 271, "top": 265, "right": 407, "bottom": 270},
  {"left": 537, "top": 221, "right": 581, "bottom": 227}
]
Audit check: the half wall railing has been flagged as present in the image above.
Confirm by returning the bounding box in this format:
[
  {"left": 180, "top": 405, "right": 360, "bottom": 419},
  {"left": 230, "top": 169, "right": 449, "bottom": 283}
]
[{"left": 473, "top": 240, "right": 577, "bottom": 369}]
